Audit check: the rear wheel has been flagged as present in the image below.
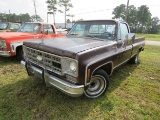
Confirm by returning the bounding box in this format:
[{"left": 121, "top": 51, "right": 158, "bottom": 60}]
[
  {"left": 84, "top": 69, "right": 109, "bottom": 98},
  {"left": 129, "top": 53, "right": 139, "bottom": 64}
]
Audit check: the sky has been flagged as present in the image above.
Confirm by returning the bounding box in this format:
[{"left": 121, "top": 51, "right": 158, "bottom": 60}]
[{"left": 0, "top": 0, "right": 160, "bottom": 23}]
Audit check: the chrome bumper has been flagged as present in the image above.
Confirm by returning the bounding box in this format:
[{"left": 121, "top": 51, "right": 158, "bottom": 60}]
[
  {"left": 0, "top": 50, "right": 11, "bottom": 57},
  {"left": 21, "top": 60, "right": 84, "bottom": 97}
]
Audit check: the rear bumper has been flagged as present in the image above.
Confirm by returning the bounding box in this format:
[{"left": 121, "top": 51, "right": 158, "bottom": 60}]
[
  {"left": 0, "top": 50, "right": 11, "bottom": 57},
  {"left": 21, "top": 60, "right": 84, "bottom": 97}
]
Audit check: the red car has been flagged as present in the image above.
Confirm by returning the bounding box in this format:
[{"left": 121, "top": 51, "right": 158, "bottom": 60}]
[{"left": 0, "top": 22, "right": 66, "bottom": 59}]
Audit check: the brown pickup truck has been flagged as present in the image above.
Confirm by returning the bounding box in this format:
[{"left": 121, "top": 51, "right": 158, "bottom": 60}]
[{"left": 21, "top": 20, "right": 145, "bottom": 98}]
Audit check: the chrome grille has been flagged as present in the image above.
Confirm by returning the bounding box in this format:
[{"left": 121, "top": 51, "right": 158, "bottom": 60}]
[{"left": 26, "top": 47, "right": 62, "bottom": 75}]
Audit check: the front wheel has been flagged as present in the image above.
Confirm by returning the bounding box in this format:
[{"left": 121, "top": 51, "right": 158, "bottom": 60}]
[{"left": 84, "top": 69, "right": 109, "bottom": 98}]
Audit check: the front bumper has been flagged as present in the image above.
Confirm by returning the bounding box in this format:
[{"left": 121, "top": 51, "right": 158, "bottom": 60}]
[
  {"left": 0, "top": 50, "right": 11, "bottom": 57},
  {"left": 21, "top": 60, "right": 84, "bottom": 97}
]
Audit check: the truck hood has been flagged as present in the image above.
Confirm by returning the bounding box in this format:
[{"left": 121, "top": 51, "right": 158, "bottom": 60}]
[
  {"left": 23, "top": 37, "right": 113, "bottom": 58},
  {"left": 0, "top": 32, "right": 37, "bottom": 39}
]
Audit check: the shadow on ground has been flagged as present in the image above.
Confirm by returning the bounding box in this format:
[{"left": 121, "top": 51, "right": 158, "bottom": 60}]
[{"left": 0, "top": 57, "right": 139, "bottom": 119}]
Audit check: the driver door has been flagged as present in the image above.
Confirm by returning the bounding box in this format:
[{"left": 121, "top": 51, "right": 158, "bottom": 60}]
[{"left": 117, "top": 23, "right": 132, "bottom": 64}]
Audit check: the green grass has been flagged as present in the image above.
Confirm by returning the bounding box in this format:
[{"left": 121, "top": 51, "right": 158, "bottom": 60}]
[
  {"left": 136, "top": 34, "right": 160, "bottom": 41},
  {"left": 0, "top": 45, "right": 160, "bottom": 120}
]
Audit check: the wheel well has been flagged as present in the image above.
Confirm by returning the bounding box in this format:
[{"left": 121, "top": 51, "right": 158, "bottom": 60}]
[
  {"left": 16, "top": 46, "right": 22, "bottom": 55},
  {"left": 93, "top": 62, "right": 113, "bottom": 76},
  {"left": 139, "top": 47, "right": 144, "bottom": 52}
]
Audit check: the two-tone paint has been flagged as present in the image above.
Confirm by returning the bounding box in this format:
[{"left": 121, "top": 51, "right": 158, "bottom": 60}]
[{"left": 21, "top": 20, "right": 145, "bottom": 97}]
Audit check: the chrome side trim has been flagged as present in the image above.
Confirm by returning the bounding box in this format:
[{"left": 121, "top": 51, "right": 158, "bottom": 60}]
[
  {"left": 86, "top": 61, "right": 113, "bottom": 86},
  {"left": 113, "top": 58, "right": 130, "bottom": 70},
  {"left": 84, "top": 40, "right": 145, "bottom": 86},
  {"left": 89, "top": 61, "right": 113, "bottom": 83}
]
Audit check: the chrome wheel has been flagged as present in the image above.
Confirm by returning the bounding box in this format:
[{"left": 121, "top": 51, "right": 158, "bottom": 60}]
[
  {"left": 86, "top": 75, "right": 105, "bottom": 96},
  {"left": 84, "top": 69, "right": 109, "bottom": 98}
]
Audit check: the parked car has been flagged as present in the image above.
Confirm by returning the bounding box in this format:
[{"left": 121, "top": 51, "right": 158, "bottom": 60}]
[
  {"left": 0, "top": 22, "right": 21, "bottom": 32},
  {"left": 21, "top": 20, "right": 145, "bottom": 98},
  {"left": 0, "top": 22, "right": 66, "bottom": 59}
]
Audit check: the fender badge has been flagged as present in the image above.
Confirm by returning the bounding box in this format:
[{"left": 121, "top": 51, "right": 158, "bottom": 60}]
[{"left": 37, "top": 55, "right": 43, "bottom": 61}]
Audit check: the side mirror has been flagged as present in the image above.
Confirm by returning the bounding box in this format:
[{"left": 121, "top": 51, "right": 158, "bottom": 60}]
[{"left": 128, "top": 33, "right": 135, "bottom": 43}]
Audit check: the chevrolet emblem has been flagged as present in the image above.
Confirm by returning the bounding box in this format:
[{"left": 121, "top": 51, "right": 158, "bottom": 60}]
[{"left": 36, "top": 55, "right": 43, "bottom": 61}]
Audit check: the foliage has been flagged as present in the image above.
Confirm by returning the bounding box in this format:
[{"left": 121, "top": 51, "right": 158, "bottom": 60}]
[
  {"left": 0, "top": 13, "right": 43, "bottom": 23},
  {"left": 58, "top": 0, "right": 73, "bottom": 28},
  {"left": 147, "top": 17, "right": 160, "bottom": 34},
  {"left": 112, "top": 4, "right": 160, "bottom": 34},
  {"left": 0, "top": 45, "right": 160, "bottom": 119},
  {"left": 31, "top": 15, "right": 44, "bottom": 22},
  {"left": 46, "top": 0, "right": 58, "bottom": 25},
  {"left": 137, "top": 5, "right": 151, "bottom": 33},
  {"left": 112, "top": 4, "right": 126, "bottom": 20}
]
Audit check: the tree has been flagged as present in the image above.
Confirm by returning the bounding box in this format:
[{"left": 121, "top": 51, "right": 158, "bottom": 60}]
[
  {"left": 46, "top": 0, "right": 58, "bottom": 25},
  {"left": 112, "top": 4, "right": 126, "bottom": 20},
  {"left": 58, "top": 0, "right": 73, "bottom": 28},
  {"left": 127, "top": 5, "right": 138, "bottom": 32},
  {"left": 21, "top": 13, "right": 32, "bottom": 22},
  {"left": 137, "top": 5, "right": 151, "bottom": 33},
  {"left": 148, "top": 17, "right": 160, "bottom": 34},
  {"left": 31, "top": 15, "right": 43, "bottom": 22},
  {"left": 67, "top": 19, "right": 71, "bottom": 23}
]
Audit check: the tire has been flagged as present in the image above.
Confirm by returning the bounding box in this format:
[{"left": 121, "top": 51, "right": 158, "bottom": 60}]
[
  {"left": 84, "top": 69, "right": 109, "bottom": 98},
  {"left": 129, "top": 53, "right": 139, "bottom": 64},
  {"left": 16, "top": 47, "right": 24, "bottom": 60}
]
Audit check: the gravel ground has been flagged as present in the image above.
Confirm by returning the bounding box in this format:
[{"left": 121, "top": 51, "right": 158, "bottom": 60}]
[{"left": 145, "top": 40, "right": 160, "bottom": 46}]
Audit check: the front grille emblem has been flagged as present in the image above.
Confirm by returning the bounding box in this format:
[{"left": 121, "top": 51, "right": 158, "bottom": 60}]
[{"left": 36, "top": 55, "right": 43, "bottom": 61}]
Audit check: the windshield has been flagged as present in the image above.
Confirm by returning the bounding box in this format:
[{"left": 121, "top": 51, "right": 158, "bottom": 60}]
[
  {"left": 18, "top": 23, "right": 40, "bottom": 33},
  {"left": 0, "top": 23, "right": 8, "bottom": 30},
  {"left": 67, "top": 21, "right": 116, "bottom": 40}
]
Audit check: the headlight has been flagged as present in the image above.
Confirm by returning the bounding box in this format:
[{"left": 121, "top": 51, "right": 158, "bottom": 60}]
[
  {"left": 0, "top": 39, "right": 7, "bottom": 48},
  {"left": 61, "top": 58, "right": 78, "bottom": 77},
  {"left": 70, "top": 61, "right": 76, "bottom": 72}
]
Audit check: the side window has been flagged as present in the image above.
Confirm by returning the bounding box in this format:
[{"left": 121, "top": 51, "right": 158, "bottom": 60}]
[
  {"left": 14, "top": 24, "right": 20, "bottom": 29},
  {"left": 118, "top": 23, "right": 129, "bottom": 40},
  {"left": 10, "top": 24, "right": 20, "bottom": 30},
  {"left": 43, "top": 25, "right": 55, "bottom": 34},
  {"left": 10, "top": 24, "right": 15, "bottom": 29}
]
